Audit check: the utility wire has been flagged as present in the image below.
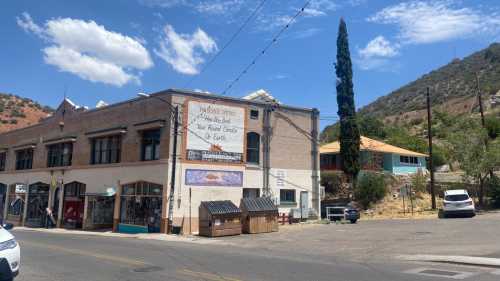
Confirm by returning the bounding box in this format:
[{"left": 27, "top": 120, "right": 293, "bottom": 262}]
[
  {"left": 220, "top": 0, "right": 312, "bottom": 96},
  {"left": 182, "top": 0, "right": 269, "bottom": 89}
]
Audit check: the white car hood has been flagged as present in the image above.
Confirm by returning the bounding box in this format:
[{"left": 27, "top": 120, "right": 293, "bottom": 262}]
[{"left": 0, "top": 228, "right": 14, "bottom": 243}]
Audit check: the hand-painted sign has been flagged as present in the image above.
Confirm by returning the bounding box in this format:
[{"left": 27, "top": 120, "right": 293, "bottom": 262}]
[
  {"left": 186, "top": 101, "right": 245, "bottom": 163},
  {"left": 185, "top": 169, "right": 243, "bottom": 187}
]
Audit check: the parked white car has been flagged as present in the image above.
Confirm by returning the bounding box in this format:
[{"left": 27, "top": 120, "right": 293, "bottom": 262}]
[
  {"left": 442, "top": 189, "right": 476, "bottom": 218},
  {"left": 0, "top": 224, "right": 19, "bottom": 281}
]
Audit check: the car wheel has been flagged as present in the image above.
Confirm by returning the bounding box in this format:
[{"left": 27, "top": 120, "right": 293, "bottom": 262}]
[{"left": 350, "top": 219, "right": 357, "bottom": 224}]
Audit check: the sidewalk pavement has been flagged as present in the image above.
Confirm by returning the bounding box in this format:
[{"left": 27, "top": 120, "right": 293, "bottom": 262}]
[{"left": 13, "top": 227, "right": 226, "bottom": 245}]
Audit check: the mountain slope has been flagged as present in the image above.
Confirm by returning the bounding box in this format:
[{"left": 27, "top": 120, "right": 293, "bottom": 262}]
[
  {"left": 360, "top": 43, "right": 500, "bottom": 119},
  {"left": 0, "top": 93, "right": 53, "bottom": 133}
]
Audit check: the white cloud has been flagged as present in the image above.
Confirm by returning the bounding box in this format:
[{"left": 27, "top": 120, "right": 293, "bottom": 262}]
[
  {"left": 16, "top": 12, "right": 46, "bottom": 39},
  {"left": 293, "top": 27, "right": 322, "bottom": 39},
  {"left": 303, "top": 0, "right": 337, "bottom": 17},
  {"left": 195, "top": 0, "right": 245, "bottom": 15},
  {"left": 16, "top": 13, "right": 152, "bottom": 86},
  {"left": 357, "top": 36, "right": 399, "bottom": 71},
  {"left": 43, "top": 46, "right": 138, "bottom": 86},
  {"left": 359, "top": 36, "right": 399, "bottom": 58},
  {"left": 154, "top": 24, "right": 217, "bottom": 75},
  {"left": 369, "top": 1, "right": 500, "bottom": 44},
  {"left": 138, "top": 0, "right": 186, "bottom": 8}
]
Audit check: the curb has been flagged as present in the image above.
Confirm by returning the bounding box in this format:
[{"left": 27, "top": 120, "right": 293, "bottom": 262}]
[
  {"left": 398, "top": 254, "right": 500, "bottom": 268},
  {"left": 12, "top": 227, "right": 224, "bottom": 245}
]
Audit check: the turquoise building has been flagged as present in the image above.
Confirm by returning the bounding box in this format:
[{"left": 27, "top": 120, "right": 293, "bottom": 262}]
[{"left": 320, "top": 136, "right": 428, "bottom": 175}]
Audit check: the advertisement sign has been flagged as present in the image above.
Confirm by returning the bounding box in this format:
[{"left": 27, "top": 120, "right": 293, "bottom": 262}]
[
  {"left": 15, "top": 184, "right": 27, "bottom": 194},
  {"left": 186, "top": 101, "right": 245, "bottom": 163},
  {"left": 185, "top": 169, "right": 243, "bottom": 187}
]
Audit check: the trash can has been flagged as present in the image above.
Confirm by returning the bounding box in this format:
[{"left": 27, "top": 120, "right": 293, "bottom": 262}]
[
  {"left": 199, "top": 200, "right": 242, "bottom": 237},
  {"left": 240, "top": 197, "right": 279, "bottom": 234}
]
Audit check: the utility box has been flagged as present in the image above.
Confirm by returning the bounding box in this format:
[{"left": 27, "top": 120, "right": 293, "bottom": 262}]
[
  {"left": 240, "top": 197, "right": 279, "bottom": 234},
  {"left": 199, "top": 200, "right": 242, "bottom": 237}
]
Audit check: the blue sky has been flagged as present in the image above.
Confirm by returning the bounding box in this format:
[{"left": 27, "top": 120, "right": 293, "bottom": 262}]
[{"left": 2, "top": 0, "right": 500, "bottom": 128}]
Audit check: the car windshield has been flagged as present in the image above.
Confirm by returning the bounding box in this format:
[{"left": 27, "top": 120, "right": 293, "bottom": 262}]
[{"left": 445, "top": 194, "right": 470, "bottom": 201}]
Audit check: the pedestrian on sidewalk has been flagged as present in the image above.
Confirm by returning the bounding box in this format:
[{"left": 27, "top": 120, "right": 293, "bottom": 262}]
[{"left": 46, "top": 207, "right": 55, "bottom": 228}]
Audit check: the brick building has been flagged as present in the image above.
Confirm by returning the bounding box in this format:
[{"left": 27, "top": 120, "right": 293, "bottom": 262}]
[{"left": 0, "top": 89, "right": 320, "bottom": 234}]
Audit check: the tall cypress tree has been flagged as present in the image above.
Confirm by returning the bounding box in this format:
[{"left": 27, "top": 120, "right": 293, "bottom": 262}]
[{"left": 335, "top": 18, "right": 360, "bottom": 184}]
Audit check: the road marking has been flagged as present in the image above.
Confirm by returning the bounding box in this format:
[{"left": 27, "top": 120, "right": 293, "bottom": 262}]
[
  {"left": 178, "top": 269, "right": 243, "bottom": 281},
  {"left": 20, "top": 240, "right": 148, "bottom": 267},
  {"left": 404, "top": 267, "right": 478, "bottom": 280}
]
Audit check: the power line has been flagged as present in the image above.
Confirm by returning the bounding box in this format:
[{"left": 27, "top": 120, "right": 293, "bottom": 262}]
[
  {"left": 220, "top": 0, "right": 312, "bottom": 96},
  {"left": 182, "top": 0, "right": 269, "bottom": 88}
]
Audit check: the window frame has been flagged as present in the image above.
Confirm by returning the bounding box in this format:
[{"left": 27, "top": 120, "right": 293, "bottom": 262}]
[
  {"left": 141, "top": 129, "right": 161, "bottom": 161},
  {"left": 0, "top": 152, "right": 6, "bottom": 171},
  {"left": 399, "top": 155, "right": 419, "bottom": 165},
  {"left": 250, "top": 109, "right": 259, "bottom": 120},
  {"left": 47, "top": 142, "right": 73, "bottom": 167},
  {"left": 280, "top": 189, "right": 296, "bottom": 204},
  {"left": 246, "top": 132, "right": 260, "bottom": 165},
  {"left": 90, "top": 135, "right": 122, "bottom": 165},
  {"left": 15, "top": 148, "right": 33, "bottom": 170}
]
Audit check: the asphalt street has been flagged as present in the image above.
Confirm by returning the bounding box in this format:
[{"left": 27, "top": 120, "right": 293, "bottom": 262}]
[{"left": 11, "top": 213, "right": 500, "bottom": 281}]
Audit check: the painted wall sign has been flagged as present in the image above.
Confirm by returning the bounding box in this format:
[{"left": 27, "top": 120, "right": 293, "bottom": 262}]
[
  {"left": 185, "top": 169, "right": 243, "bottom": 187},
  {"left": 15, "top": 184, "right": 27, "bottom": 194},
  {"left": 186, "top": 101, "right": 245, "bottom": 163}
]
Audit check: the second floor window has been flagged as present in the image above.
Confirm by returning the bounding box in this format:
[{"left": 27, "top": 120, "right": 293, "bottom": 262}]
[
  {"left": 246, "top": 132, "right": 260, "bottom": 164},
  {"left": 91, "top": 135, "right": 121, "bottom": 164},
  {"left": 16, "top": 148, "right": 33, "bottom": 170},
  {"left": 0, "top": 152, "right": 5, "bottom": 171},
  {"left": 141, "top": 129, "right": 160, "bottom": 161},
  {"left": 47, "top": 142, "right": 73, "bottom": 167}
]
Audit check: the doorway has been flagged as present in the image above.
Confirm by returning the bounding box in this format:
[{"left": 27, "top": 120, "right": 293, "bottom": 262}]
[{"left": 26, "top": 182, "right": 50, "bottom": 227}]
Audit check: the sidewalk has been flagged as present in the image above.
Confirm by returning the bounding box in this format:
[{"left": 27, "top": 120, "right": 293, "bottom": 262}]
[{"left": 13, "top": 227, "right": 226, "bottom": 245}]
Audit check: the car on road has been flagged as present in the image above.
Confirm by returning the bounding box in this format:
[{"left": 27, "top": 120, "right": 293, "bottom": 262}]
[
  {"left": 0, "top": 223, "right": 19, "bottom": 281},
  {"left": 442, "top": 189, "right": 476, "bottom": 218}
]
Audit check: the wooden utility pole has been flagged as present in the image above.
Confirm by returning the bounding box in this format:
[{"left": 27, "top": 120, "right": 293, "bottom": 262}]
[
  {"left": 166, "top": 105, "right": 179, "bottom": 234},
  {"left": 475, "top": 73, "right": 492, "bottom": 207},
  {"left": 426, "top": 87, "right": 436, "bottom": 210}
]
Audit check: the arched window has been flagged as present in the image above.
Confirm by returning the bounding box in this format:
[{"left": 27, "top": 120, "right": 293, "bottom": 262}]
[{"left": 246, "top": 132, "right": 260, "bottom": 164}]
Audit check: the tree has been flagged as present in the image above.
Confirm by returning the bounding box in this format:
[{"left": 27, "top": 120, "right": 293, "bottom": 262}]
[
  {"left": 447, "top": 118, "right": 500, "bottom": 206},
  {"left": 335, "top": 18, "right": 360, "bottom": 186}
]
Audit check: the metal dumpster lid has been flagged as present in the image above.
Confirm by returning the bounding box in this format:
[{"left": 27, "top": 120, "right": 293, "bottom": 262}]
[
  {"left": 240, "top": 197, "right": 278, "bottom": 213},
  {"left": 201, "top": 200, "right": 241, "bottom": 215}
]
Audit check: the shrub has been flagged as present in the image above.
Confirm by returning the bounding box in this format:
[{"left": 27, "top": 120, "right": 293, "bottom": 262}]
[
  {"left": 354, "top": 172, "right": 387, "bottom": 209},
  {"left": 320, "top": 171, "right": 343, "bottom": 196},
  {"left": 9, "top": 119, "right": 17, "bottom": 124},
  {"left": 411, "top": 170, "right": 428, "bottom": 193},
  {"left": 487, "top": 176, "right": 500, "bottom": 208}
]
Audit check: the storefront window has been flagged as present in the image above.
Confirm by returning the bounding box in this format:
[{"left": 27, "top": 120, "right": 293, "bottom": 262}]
[
  {"left": 120, "top": 181, "right": 163, "bottom": 232},
  {"left": 89, "top": 196, "right": 114, "bottom": 225},
  {"left": 7, "top": 184, "right": 25, "bottom": 217},
  {"left": 26, "top": 182, "right": 50, "bottom": 227}
]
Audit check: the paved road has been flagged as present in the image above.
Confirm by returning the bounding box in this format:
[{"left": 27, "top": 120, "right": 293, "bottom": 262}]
[{"left": 11, "top": 213, "right": 500, "bottom": 281}]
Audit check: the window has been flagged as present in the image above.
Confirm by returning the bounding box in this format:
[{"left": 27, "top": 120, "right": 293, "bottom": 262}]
[
  {"left": 91, "top": 135, "right": 121, "bottom": 164},
  {"left": 64, "top": 182, "right": 86, "bottom": 197},
  {"left": 16, "top": 148, "right": 33, "bottom": 170},
  {"left": 246, "top": 132, "right": 260, "bottom": 164},
  {"left": 0, "top": 152, "right": 5, "bottom": 171},
  {"left": 320, "top": 154, "right": 337, "bottom": 168},
  {"left": 243, "top": 188, "right": 260, "bottom": 199},
  {"left": 250, "top": 109, "right": 259, "bottom": 120},
  {"left": 120, "top": 182, "right": 163, "bottom": 231},
  {"left": 141, "top": 129, "right": 161, "bottom": 161},
  {"left": 47, "top": 142, "right": 73, "bottom": 167},
  {"left": 280, "top": 189, "right": 296, "bottom": 204},
  {"left": 400, "top": 155, "right": 419, "bottom": 165}
]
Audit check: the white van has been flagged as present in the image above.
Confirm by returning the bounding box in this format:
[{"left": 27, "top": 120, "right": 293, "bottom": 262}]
[
  {"left": 0, "top": 224, "right": 20, "bottom": 281},
  {"left": 443, "top": 189, "right": 476, "bottom": 218}
]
